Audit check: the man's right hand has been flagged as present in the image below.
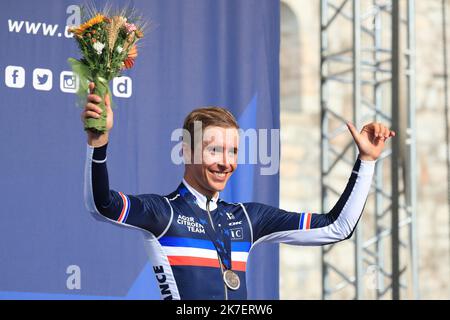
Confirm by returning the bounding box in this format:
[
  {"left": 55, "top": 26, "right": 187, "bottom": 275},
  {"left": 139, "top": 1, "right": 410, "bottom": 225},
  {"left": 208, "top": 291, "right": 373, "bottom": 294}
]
[{"left": 82, "top": 82, "right": 114, "bottom": 147}]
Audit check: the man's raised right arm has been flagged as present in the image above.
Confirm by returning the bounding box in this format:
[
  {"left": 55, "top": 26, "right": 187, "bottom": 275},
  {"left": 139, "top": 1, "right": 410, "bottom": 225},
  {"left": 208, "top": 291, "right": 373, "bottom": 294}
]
[
  {"left": 83, "top": 82, "right": 117, "bottom": 219},
  {"left": 82, "top": 83, "right": 171, "bottom": 237}
]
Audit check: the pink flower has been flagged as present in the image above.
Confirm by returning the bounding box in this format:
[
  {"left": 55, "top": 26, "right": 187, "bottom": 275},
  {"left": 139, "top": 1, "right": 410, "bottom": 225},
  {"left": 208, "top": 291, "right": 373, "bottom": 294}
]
[{"left": 125, "top": 23, "right": 137, "bottom": 33}]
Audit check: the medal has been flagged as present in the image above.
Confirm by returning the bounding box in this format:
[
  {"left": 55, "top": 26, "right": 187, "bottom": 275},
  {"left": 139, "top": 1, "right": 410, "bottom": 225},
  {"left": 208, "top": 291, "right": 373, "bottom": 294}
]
[
  {"left": 178, "top": 184, "right": 238, "bottom": 291},
  {"left": 223, "top": 269, "right": 240, "bottom": 290}
]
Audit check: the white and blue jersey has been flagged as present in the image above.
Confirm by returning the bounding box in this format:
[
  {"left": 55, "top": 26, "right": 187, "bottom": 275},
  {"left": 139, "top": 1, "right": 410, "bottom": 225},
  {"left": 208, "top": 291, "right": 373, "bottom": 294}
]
[{"left": 84, "top": 144, "right": 375, "bottom": 300}]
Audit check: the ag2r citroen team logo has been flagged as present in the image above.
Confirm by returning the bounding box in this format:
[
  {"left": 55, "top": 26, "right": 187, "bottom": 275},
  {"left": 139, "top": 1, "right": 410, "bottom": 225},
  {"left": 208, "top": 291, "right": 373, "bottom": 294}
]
[{"left": 176, "top": 214, "right": 205, "bottom": 234}]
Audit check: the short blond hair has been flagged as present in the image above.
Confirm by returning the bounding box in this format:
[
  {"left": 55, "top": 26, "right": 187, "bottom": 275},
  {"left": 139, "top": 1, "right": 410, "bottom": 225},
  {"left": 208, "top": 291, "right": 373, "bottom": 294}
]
[{"left": 183, "top": 107, "right": 239, "bottom": 149}]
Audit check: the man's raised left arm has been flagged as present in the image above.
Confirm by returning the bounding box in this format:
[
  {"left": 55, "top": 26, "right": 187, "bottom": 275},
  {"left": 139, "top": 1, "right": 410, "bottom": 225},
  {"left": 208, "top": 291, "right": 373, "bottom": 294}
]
[{"left": 245, "top": 122, "right": 395, "bottom": 247}]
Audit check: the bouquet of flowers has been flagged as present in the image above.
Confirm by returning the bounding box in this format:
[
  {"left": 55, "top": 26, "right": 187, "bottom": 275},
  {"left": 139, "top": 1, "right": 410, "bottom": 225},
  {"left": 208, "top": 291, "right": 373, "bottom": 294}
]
[{"left": 68, "top": 6, "right": 145, "bottom": 133}]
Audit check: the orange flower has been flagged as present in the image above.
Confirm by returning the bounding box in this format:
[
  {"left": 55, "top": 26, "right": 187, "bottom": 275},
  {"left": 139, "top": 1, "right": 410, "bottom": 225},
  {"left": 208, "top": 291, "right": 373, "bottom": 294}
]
[
  {"left": 70, "top": 14, "right": 105, "bottom": 35},
  {"left": 123, "top": 45, "right": 138, "bottom": 69},
  {"left": 135, "top": 30, "right": 144, "bottom": 38},
  {"left": 123, "top": 58, "right": 135, "bottom": 69},
  {"left": 127, "top": 45, "right": 138, "bottom": 59}
]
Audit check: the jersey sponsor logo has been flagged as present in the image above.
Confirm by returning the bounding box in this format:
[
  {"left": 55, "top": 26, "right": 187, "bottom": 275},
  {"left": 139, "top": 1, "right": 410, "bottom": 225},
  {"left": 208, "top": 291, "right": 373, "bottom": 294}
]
[
  {"left": 176, "top": 214, "right": 205, "bottom": 234},
  {"left": 153, "top": 265, "right": 173, "bottom": 300},
  {"left": 230, "top": 227, "right": 243, "bottom": 240},
  {"left": 226, "top": 212, "right": 235, "bottom": 220},
  {"left": 228, "top": 220, "right": 242, "bottom": 226}
]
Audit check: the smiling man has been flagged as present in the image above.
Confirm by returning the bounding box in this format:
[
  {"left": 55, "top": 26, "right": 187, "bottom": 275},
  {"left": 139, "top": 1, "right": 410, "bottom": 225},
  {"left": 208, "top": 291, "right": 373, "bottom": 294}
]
[
  {"left": 82, "top": 83, "right": 395, "bottom": 300},
  {"left": 181, "top": 109, "right": 240, "bottom": 198}
]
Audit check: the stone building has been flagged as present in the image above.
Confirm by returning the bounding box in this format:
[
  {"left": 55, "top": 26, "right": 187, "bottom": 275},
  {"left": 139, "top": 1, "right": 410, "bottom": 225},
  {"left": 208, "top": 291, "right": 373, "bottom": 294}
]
[{"left": 279, "top": 0, "right": 450, "bottom": 299}]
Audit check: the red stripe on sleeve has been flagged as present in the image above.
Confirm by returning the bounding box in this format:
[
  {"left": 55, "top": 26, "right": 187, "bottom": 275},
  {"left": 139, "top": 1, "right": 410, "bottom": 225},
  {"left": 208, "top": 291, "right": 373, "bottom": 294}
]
[
  {"left": 117, "top": 192, "right": 127, "bottom": 222},
  {"left": 306, "top": 212, "right": 312, "bottom": 230}
]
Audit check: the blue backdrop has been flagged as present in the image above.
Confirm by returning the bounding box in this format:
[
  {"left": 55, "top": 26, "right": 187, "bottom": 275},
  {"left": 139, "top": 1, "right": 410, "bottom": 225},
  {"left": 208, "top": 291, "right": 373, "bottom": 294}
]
[{"left": 0, "top": 0, "right": 280, "bottom": 299}]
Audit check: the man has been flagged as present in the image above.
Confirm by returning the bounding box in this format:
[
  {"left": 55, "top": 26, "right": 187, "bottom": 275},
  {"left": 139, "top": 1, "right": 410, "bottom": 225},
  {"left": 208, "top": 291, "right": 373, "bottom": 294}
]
[{"left": 83, "top": 83, "right": 395, "bottom": 300}]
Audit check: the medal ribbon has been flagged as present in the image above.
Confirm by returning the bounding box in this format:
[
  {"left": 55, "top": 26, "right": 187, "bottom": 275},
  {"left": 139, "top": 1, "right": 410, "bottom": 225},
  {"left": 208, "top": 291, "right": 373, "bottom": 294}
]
[{"left": 177, "top": 184, "right": 232, "bottom": 270}]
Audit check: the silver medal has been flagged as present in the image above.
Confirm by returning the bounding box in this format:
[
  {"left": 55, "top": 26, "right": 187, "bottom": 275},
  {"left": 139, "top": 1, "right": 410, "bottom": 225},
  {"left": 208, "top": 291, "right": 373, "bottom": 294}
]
[{"left": 223, "top": 269, "right": 240, "bottom": 290}]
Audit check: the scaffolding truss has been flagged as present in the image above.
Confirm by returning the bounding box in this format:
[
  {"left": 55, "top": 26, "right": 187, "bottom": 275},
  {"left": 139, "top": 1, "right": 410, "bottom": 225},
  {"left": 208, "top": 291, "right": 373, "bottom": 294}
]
[{"left": 320, "top": 0, "right": 419, "bottom": 299}]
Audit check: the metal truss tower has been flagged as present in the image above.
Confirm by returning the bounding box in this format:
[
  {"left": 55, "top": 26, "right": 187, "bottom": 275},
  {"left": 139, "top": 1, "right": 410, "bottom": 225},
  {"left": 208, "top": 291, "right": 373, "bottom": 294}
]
[{"left": 320, "top": 0, "right": 418, "bottom": 299}]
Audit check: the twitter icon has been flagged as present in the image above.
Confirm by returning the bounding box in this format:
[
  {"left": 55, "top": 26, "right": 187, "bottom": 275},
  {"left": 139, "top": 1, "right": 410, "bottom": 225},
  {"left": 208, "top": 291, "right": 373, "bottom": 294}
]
[{"left": 33, "top": 68, "right": 52, "bottom": 91}]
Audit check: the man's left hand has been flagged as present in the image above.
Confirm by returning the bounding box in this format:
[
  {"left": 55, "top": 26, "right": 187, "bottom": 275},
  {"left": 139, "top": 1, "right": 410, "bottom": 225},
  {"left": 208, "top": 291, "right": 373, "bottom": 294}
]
[{"left": 347, "top": 122, "right": 396, "bottom": 161}]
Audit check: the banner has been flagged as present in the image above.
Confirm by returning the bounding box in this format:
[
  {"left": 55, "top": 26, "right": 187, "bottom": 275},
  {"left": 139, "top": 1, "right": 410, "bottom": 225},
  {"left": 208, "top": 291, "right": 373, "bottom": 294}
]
[{"left": 0, "top": 0, "right": 280, "bottom": 299}]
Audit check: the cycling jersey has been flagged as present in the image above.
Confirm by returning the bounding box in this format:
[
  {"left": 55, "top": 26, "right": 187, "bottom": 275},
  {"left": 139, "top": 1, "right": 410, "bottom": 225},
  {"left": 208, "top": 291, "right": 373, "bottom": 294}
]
[{"left": 84, "top": 144, "right": 375, "bottom": 300}]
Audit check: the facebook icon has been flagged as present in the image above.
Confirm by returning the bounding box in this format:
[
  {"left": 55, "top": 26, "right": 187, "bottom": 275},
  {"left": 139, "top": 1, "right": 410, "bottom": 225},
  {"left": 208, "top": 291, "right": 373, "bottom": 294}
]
[{"left": 5, "top": 66, "right": 25, "bottom": 88}]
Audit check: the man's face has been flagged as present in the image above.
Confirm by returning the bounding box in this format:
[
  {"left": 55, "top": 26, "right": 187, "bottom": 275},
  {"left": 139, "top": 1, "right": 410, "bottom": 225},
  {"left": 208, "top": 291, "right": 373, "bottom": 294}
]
[{"left": 184, "top": 126, "right": 239, "bottom": 197}]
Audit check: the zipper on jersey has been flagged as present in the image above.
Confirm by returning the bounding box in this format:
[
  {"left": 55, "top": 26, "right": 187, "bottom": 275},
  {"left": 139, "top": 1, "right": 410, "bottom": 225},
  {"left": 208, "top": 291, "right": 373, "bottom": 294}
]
[{"left": 206, "top": 199, "right": 228, "bottom": 300}]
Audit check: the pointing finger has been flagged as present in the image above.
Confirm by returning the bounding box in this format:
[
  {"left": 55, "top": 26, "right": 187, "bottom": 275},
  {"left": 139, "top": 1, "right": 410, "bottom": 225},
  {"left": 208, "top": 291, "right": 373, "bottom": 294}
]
[{"left": 347, "top": 122, "right": 361, "bottom": 143}]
